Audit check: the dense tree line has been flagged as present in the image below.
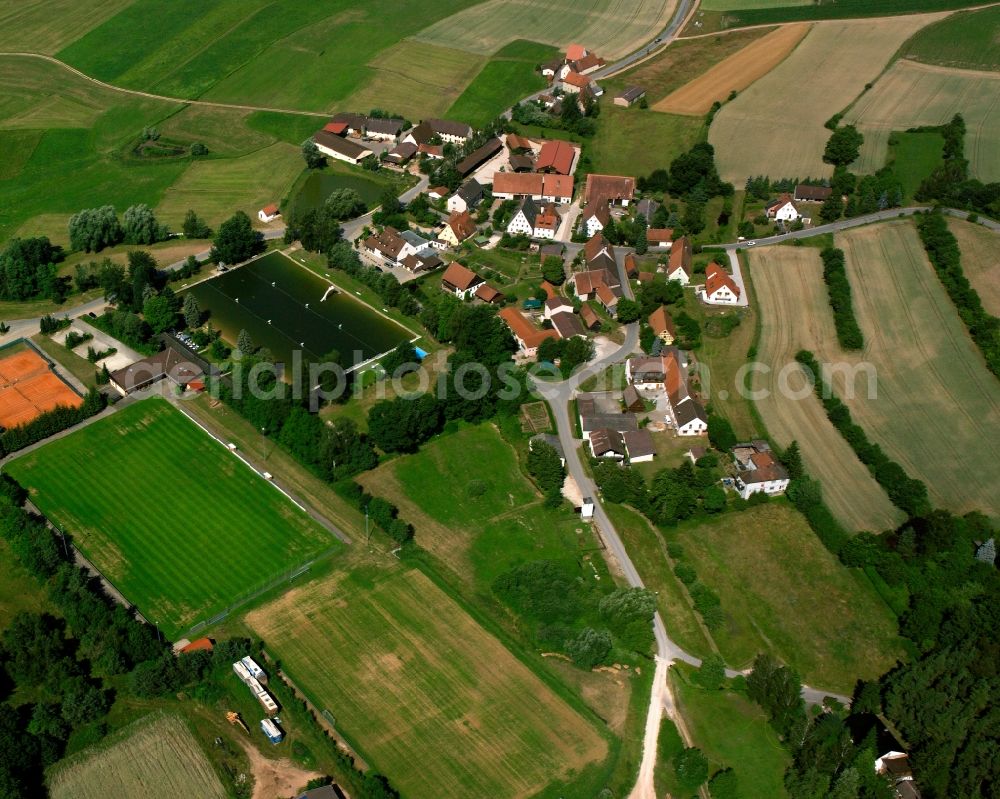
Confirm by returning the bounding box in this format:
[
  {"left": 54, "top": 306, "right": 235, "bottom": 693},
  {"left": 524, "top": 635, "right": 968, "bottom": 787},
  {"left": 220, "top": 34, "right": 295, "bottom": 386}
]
[
  {"left": 915, "top": 114, "right": 1000, "bottom": 218},
  {"left": 795, "top": 350, "right": 929, "bottom": 516},
  {"left": 337, "top": 481, "right": 414, "bottom": 546},
  {"left": 526, "top": 440, "right": 565, "bottom": 506},
  {"left": 915, "top": 211, "right": 1000, "bottom": 377},
  {"left": 68, "top": 204, "right": 168, "bottom": 252},
  {"left": 0, "top": 389, "right": 106, "bottom": 457},
  {"left": 0, "top": 237, "right": 66, "bottom": 302},
  {"left": 820, "top": 247, "right": 864, "bottom": 350},
  {"left": 668, "top": 540, "right": 724, "bottom": 629}
]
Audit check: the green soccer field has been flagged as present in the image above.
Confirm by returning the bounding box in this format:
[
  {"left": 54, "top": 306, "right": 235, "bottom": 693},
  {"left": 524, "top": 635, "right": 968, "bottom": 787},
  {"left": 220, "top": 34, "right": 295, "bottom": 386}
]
[{"left": 6, "top": 398, "right": 336, "bottom": 637}]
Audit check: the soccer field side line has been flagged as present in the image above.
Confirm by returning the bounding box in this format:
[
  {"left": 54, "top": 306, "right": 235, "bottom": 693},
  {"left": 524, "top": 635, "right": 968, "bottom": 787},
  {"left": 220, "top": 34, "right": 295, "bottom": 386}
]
[{"left": 168, "top": 397, "right": 351, "bottom": 544}]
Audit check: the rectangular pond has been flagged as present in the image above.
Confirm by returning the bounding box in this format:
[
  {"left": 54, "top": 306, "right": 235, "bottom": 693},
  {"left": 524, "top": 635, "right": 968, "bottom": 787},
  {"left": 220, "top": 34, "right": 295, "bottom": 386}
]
[{"left": 187, "top": 251, "right": 411, "bottom": 368}]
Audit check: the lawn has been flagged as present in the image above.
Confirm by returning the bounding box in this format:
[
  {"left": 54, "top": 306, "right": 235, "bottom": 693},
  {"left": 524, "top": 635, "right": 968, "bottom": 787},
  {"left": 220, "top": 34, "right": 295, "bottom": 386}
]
[
  {"left": 833, "top": 221, "right": 1000, "bottom": 518},
  {"left": 844, "top": 59, "right": 1000, "bottom": 180},
  {"left": 669, "top": 503, "right": 904, "bottom": 691},
  {"left": 6, "top": 398, "right": 336, "bottom": 637},
  {"left": 447, "top": 41, "right": 558, "bottom": 127},
  {"left": 948, "top": 217, "right": 1000, "bottom": 316},
  {"left": 901, "top": 5, "right": 1000, "bottom": 71},
  {"left": 748, "top": 243, "right": 904, "bottom": 532},
  {"left": 671, "top": 668, "right": 791, "bottom": 799},
  {"left": 48, "top": 713, "right": 226, "bottom": 799},
  {"left": 709, "top": 14, "right": 940, "bottom": 183},
  {"left": 245, "top": 557, "right": 609, "bottom": 799},
  {"left": 414, "top": 0, "right": 679, "bottom": 60},
  {"left": 886, "top": 129, "right": 944, "bottom": 201}
]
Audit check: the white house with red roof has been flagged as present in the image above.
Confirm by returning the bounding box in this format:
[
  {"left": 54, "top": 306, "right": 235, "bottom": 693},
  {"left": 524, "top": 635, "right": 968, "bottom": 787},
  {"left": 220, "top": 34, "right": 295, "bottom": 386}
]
[
  {"left": 257, "top": 204, "right": 280, "bottom": 223},
  {"left": 766, "top": 193, "right": 800, "bottom": 222},
  {"left": 702, "top": 262, "right": 741, "bottom": 305}
]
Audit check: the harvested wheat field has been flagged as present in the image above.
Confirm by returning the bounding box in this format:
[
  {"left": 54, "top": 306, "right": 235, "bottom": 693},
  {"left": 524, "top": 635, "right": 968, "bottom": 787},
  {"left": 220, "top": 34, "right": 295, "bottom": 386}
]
[
  {"left": 710, "top": 13, "right": 943, "bottom": 183},
  {"left": 48, "top": 713, "right": 225, "bottom": 799},
  {"left": 833, "top": 222, "right": 1000, "bottom": 518},
  {"left": 748, "top": 246, "right": 903, "bottom": 533},
  {"left": 845, "top": 59, "right": 1000, "bottom": 180},
  {"left": 247, "top": 560, "right": 607, "bottom": 799},
  {"left": 655, "top": 24, "right": 809, "bottom": 115},
  {"left": 947, "top": 217, "right": 1000, "bottom": 316}
]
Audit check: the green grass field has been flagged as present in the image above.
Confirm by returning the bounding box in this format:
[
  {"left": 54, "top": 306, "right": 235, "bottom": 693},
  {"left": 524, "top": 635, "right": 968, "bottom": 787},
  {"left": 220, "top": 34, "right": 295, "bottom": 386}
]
[
  {"left": 246, "top": 558, "right": 609, "bottom": 799},
  {"left": 447, "top": 41, "right": 558, "bottom": 128},
  {"left": 7, "top": 398, "right": 335, "bottom": 637},
  {"left": 672, "top": 668, "right": 790, "bottom": 799},
  {"left": 699, "top": 0, "right": 809, "bottom": 9},
  {"left": 711, "top": 0, "right": 984, "bottom": 26},
  {"left": 901, "top": 5, "right": 1000, "bottom": 71},
  {"left": 590, "top": 106, "right": 704, "bottom": 179},
  {"left": 886, "top": 130, "right": 944, "bottom": 200},
  {"left": 668, "top": 504, "right": 904, "bottom": 691},
  {"left": 0, "top": 0, "right": 133, "bottom": 54}
]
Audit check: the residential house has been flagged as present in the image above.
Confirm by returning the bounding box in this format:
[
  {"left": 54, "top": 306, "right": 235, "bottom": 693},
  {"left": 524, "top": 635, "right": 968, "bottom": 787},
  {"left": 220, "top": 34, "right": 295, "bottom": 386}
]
[
  {"left": 441, "top": 261, "right": 484, "bottom": 298},
  {"left": 475, "top": 283, "right": 503, "bottom": 304},
  {"left": 672, "top": 394, "right": 708, "bottom": 436},
  {"left": 530, "top": 432, "right": 565, "bottom": 466},
  {"left": 561, "top": 70, "right": 594, "bottom": 94},
  {"left": 622, "top": 385, "right": 644, "bottom": 413},
  {"left": 447, "top": 179, "right": 484, "bottom": 213},
  {"left": 666, "top": 236, "right": 692, "bottom": 285},
  {"left": 258, "top": 204, "right": 280, "bottom": 223},
  {"left": 570, "top": 52, "right": 606, "bottom": 75},
  {"left": 702, "top": 262, "right": 741, "bottom": 305},
  {"left": 385, "top": 141, "right": 417, "bottom": 165},
  {"left": 625, "top": 354, "right": 676, "bottom": 390},
  {"left": 507, "top": 197, "right": 540, "bottom": 237},
  {"left": 499, "top": 307, "right": 558, "bottom": 356},
  {"left": 623, "top": 429, "right": 655, "bottom": 462},
  {"left": 584, "top": 233, "right": 618, "bottom": 275},
  {"left": 456, "top": 137, "right": 503, "bottom": 176},
  {"left": 427, "top": 185, "right": 448, "bottom": 200},
  {"left": 540, "top": 58, "right": 563, "bottom": 78},
  {"left": 876, "top": 752, "right": 921, "bottom": 799},
  {"left": 614, "top": 86, "right": 646, "bottom": 107},
  {"left": 794, "top": 184, "right": 832, "bottom": 203},
  {"left": 646, "top": 228, "right": 673, "bottom": 249},
  {"left": 578, "top": 410, "right": 638, "bottom": 441},
  {"left": 533, "top": 205, "right": 560, "bottom": 239},
  {"left": 536, "top": 140, "right": 576, "bottom": 175},
  {"left": 649, "top": 306, "right": 676, "bottom": 344},
  {"left": 582, "top": 204, "right": 609, "bottom": 238},
  {"left": 589, "top": 429, "right": 626, "bottom": 460},
  {"left": 426, "top": 118, "right": 473, "bottom": 144},
  {"left": 544, "top": 296, "right": 574, "bottom": 320},
  {"left": 439, "top": 211, "right": 477, "bottom": 247},
  {"left": 550, "top": 311, "right": 586, "bottom": 339},
  {"left": 566, "top": 43, "right": 588, "bottom": 61},
  {"left": 312, "top": 130, "right": 373, "bottom": 165},
  {"left": 732, "top": 440, "right": 790, "bottom": 499},
  {"left": 585, "top": 174, "right": 635, "bottom": 206},
  {"left": 580, "top": 303, "right": 601, "bottom": 330},
  {"left": 491, "top": 172, "right": 574, "bottom": 203},
  {"left": 363, "top": 226, "right": 409, "bottom": 267},
  {"left": 766, "top": 193, "right": 800, "bottom": 222},
  {"left": 365, "top": 117, "right": 404, "bottom": 140},
  {"left": 635, "top": 198, "right": 659, "bottom": 224}
]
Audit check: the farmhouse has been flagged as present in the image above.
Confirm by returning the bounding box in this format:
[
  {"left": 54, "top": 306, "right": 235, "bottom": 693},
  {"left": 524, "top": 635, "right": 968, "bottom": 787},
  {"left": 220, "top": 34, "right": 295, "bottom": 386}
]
[
  {"left": 439, "top": 211, "right": 477, "bottom": 247},
  {"left": 646, "top": 228, "right": 673, "bottom": 249},
  {"left": 536, "top": 140, "right": 576, "bottom": 175},
  {"left": 732, "top": 440, "right": 790, "bottom": 499},
  {"left": 491, "top": 172, "right": 574, "bottom": 203},
  {"left": 584, "top": 233, "right": 618, "bottom": 275},
  {"left": 794, "top": 184, "right": 832, "bottom": 202},
  {"left": 312, "top": 130, "right": 373, "bottom": 165},
  {"left": 572, "top": 267, "right": 617, "bottom": 302},
  {"left": 578, "top": 406, "right": 638, "bottom": 441},
  {"left": 385, "top": 142, "right": 417, "bottom": 165},
  {"left": 561, "top": 70, "right": 593, "bottom": 94},
  {"left": 426, "top": 118, "right": 474, "bottom": 144},
  {"left": 766, "top": 193, "right": 800, "bottom": 222},
  {"left": 702, "top": 262, "right": 741, "bottom": 305},
  {"left": 667, "top": 236, "right": 692, "bottom": 284},
  {"left": 544, "top": 296, "right": 573, "bottom": 319},
  {"left": 582, "top": 204, "right": 609, "bottom": 238},
  {"left": 585, "top": 174, "right": 635, "bottom": 206},
  {"left": 447, "top": 179, "right": 483, "bottom": 213},
  {"left": 566, "top": 43, "right": 588, "bottom": 61},
  {"left": 649, "top": 306, "right": 676, "bottom": 344},
  {"left": 569, "top": 51, "right": 606, "bottom": 75},
  {"left": 614, "top": 86, "right": 646, "bottom": 107},
  {"left": 456, "top": 137, "right": 503, "bottom": 176},
  {"left": 550, "top": 311, "right": 586, "bottom": 339},
  {"left": 363, "top": 226, "right": 409, "bottom": 267},
  {"left": 109, "top": 342, "right": 207, "bottom": 396},
  {"left": 402, "top": 122, "right": 433, "bottom": 147},
  {"left": 499, "top": 307, "right": 558, "bottom": 356},
  {"left": 506, "top": 197, "right": 559, "bottom": 239},
  {"left": 365, "top": 117, "right": 405, "bottom": 140},
  {"left": 258, "top": 204, "right": 280, "bottom": 223},
  {"left": 441, "top": 261, "right": 484, "bottom": 298}
]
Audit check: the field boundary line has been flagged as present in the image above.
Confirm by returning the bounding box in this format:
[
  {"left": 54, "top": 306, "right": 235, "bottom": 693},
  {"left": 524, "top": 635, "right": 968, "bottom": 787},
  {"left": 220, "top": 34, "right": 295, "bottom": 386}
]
[{"left": 0, "top": 52, "right": 329, "bottom": 117}]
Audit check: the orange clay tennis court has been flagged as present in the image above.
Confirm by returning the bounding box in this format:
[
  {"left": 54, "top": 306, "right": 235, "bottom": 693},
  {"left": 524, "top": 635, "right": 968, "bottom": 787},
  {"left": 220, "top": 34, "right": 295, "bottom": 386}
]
[{"left": 0, "top": 349, "right": 83, "bottom": 430}]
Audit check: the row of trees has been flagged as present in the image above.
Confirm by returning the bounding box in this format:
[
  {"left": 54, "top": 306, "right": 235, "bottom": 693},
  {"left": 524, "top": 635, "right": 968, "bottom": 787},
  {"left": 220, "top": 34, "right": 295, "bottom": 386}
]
[
  {"left": 0, "top": 236, "right": 65, "bottom": 302},
  {"left": 68, "top": 204, "right": 168, "bottom": 252},
  {"left": 337, "top": 482, "right": 414, "bottom": 546},
  {"left": 820, "top": 247, "right": 864, "bottom": 350},
  {"left": 915, "top": 211, "right": 1000, "bottom": 377}
]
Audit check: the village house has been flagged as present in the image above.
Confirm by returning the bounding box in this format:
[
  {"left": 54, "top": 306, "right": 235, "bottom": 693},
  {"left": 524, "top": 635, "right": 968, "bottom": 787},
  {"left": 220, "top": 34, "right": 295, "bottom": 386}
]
[
  {"left": 875, "top": 752, "right": 921, "bottom": 799},
  {"left": 595, "top": 282, "right": 619, "bottom": 316},
  {"left": 491, "top": 172, "right": 574, "bottom": 204},
  {"left": 402, "top": 122, "right": 433, "bottom": 147},
  {"left": 584, "top": 233, "right": 618, "bottom": 275},
  {"left": 666, "top": 236, "right": 692, "bottom": 284},
  {"left": 438, "top": 211, "right": 477, "bottom": 247},
  {"left": 614, "top": 86, "right": 646, "bottom": 107},
  {"left": 533, "top": 204, "right": 560, "bottom": 239},
  {"left": 506, "top": 197, "right": 561, "bottom": 239},
  {"left": 384, "top": 141, "right": 417, "bottom": 165},
  {"left": 456, "top": 137, "right": 503, "bottom": 177},
  {"left": 794, "top": 184, "right": 832, "bottom": 203},
  {"left": 427, "top": 118, "right": 474, "bottom": 144},
  {"left": 625, "top": 354, "right": 674, "bottom": 390},
  {"left": 364, "top": 117, "right": 404, "bottom": 141},
  {"left": 577, "top": 395, "right": 639, "bottom": 441},
  {"left": 544, "top": 296, "right": 573, "bottom": 320},
  {"left": 766, "top": 193, "right": 800, "bottom": 222},
  {"left": 622, "top": 429, "right": 655, "bottom": 462},
  {"left": 363, "top": 226, "right": 410, "bottom": 268},
  {"left": 447, "top": 179, "right": 483, "bottom": 214},
  {"left": 702, "top": 262, "right": 741, "bottom": 305},
  {"left": 535, "top": 140, "right": 576, "bottom": 175},
  {"left": 550, "top": 311, "right": 586, "bottom": 339},
  {"left": 672, "top": 394, "right": 709, "bottom": 436},
  {"left": 582, "top": 204, "right": 609, "bottom": 238},
  {"left": 561, "top": 70, "right": 602, "bottom": 96},
  {"left": 258, "top": 204, "right": 280, "bottom": 223},
  {"left": 400, "top": 251, "right": 442, "bottom": 274},
  {"left": 585, "top": 174, "right": 636, "bottom": 206},
  {"left": 649, "top": 306, "right": 676, "bottom": 344},
  {"left": 440, "top": 261, "right": 484, "bottom": 299},
  {"left": 732, "top": 441, "right": 790, "bottom": 500},
  {"left": 312, "top": 130, "right": 373, "bottom": 165},
  {"left": 646, "top": 228, "right": 673, "bottom": 249},
  {"left": 499, "top": 307, "right": 558, "bottom": 356}
]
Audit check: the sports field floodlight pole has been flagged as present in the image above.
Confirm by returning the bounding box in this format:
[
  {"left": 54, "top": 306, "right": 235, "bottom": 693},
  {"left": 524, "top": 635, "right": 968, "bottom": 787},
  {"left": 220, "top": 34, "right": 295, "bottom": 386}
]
[
  {"left": 58, "top": 524, "right": 69, "bottom": 558},
  {"left": 261, "top": 427, "right": 269, "bottom": 460}
]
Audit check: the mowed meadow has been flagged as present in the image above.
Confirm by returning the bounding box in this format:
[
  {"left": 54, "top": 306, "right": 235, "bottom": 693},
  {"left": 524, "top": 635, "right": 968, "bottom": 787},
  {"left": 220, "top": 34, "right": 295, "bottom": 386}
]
[
  {"left": 246, "top": 559, "right": 608, "bottom": 799},
  {"left": 7, "top": 399, "right": 335, "bottom": 637},
  {"left": 708, "top": 13, "right": 943, "bottom": 183}
]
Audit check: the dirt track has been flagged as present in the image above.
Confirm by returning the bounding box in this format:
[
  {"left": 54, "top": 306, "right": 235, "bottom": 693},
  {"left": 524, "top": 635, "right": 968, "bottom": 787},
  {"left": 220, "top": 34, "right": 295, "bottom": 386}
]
[{"left": 241, "top": 743, "right": 322, "bottom": 799}]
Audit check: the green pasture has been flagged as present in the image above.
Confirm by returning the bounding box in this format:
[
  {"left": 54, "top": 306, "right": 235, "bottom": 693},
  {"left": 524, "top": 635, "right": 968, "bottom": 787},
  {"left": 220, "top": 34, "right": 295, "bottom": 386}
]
[
  {"left": 902, "top": 6, "right": 1000, "bottom": 70},
  {"left": 886, "top": 130, "right": 944, "bottom": 201},
  {"left": 6, "top": 398, "right": 335, "bottom": 638}
]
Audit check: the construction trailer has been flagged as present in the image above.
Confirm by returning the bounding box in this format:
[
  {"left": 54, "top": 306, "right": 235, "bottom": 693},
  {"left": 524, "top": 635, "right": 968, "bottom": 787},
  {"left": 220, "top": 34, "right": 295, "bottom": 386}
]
[
  {"left": 233, "top": 659, "right": 279, "bottom": 714},
  {"left": 232, "top": 661, "right": 254, "bottom": 686},
  {"left": 260, "top": 718, "right": 284, "bottom": 744},
  {"left": 241, "top": 656, "right": 268, "bottom": 684},
  {"left": 255, "top": 684, "right": 280, "bottom": 714}
]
